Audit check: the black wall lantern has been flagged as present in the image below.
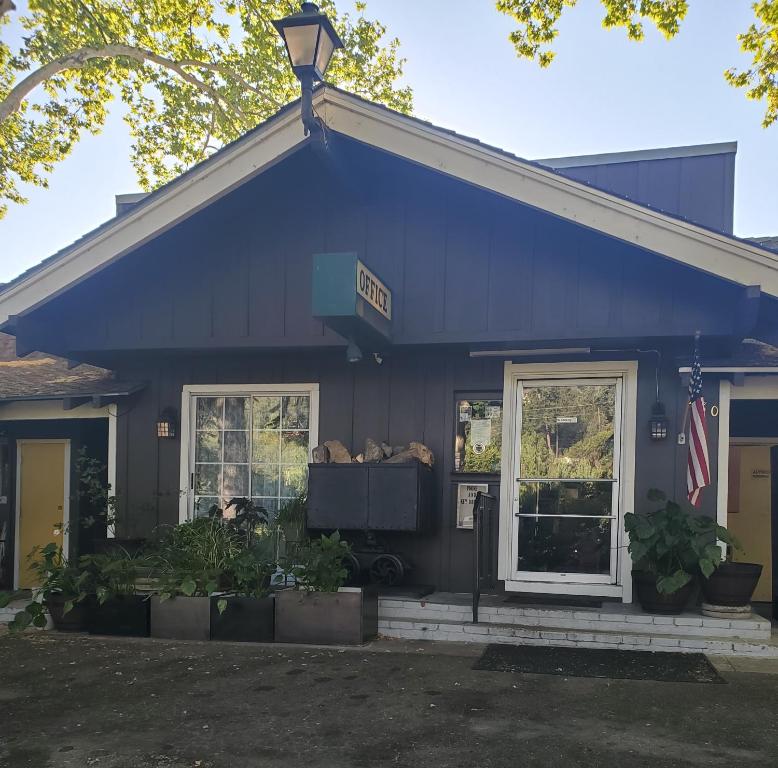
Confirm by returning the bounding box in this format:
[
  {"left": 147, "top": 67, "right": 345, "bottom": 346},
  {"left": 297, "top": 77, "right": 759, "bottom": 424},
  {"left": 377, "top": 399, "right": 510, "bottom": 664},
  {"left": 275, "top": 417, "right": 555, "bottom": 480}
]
[
  {"left": 156, "top": 407, "right": 178, "bottom": 439},
  {"left": 649, "top": 401, "right": 668, "bottom": 441},
  {"left": 273, "top": 2, "right": 344, "bottom": 135}
]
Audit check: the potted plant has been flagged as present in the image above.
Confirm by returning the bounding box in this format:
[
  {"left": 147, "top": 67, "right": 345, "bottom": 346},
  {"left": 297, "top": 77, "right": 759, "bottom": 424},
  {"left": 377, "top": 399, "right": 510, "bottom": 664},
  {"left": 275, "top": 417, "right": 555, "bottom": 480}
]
[
  {"left": 625, "top": 490, "right": 735, "bottom": 614},
  {"left": 275, "top": 531, "right": 378, "bottom": 645},
  {"left": 149, "top": 514, "right": 242, "bottom": 640},
  {"left": 203, "top": 497, "right": 275, "bottom": 642},
  {"left": 702, "top": 556, "right": 763, "bottom": 609},
  {"left": 9, "top": 544, "right": 91, "bottom": 632},
  {"left": 80, "top": 549, "right": 152, "bottom": 637}
]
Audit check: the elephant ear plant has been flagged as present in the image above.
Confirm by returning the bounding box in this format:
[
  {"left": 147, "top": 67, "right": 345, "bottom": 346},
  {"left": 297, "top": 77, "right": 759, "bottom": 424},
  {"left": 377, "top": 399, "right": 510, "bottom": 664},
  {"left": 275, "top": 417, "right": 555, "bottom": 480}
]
[{"left": 625, "top": 490, "right": 736, "bottom": 595}]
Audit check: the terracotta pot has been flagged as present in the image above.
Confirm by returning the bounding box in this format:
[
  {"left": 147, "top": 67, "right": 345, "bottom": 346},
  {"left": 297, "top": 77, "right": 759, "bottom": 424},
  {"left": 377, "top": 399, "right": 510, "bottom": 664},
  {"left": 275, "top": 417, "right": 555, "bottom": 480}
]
[
  {"left": 633, "top": 571, "right": 695, "bottom": 615},
  {"left": 45, "top": 595, "right": 88, "bottom": 632},
  {"left": 702, "top": 562, "right": 763, "bottom": 607}
]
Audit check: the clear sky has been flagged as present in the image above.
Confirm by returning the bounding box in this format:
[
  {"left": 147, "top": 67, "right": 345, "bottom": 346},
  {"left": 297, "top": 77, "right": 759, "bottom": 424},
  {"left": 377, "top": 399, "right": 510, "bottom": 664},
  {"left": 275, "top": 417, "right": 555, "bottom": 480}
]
[{"left": 1, "top": 0, "right": 775, "bottom": 283}]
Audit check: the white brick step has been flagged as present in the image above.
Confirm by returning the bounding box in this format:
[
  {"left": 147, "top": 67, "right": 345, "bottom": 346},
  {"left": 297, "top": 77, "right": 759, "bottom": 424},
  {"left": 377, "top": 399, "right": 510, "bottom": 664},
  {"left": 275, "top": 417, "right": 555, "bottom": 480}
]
[
  {"left": 0, "top": 607, "right": 23, "bottom": 624},
  {"left": 378, "top": 599, "right": 772, "bottom": 641},
  {"left": 378, "top": 616, "right": 778, "bottom": 657}
]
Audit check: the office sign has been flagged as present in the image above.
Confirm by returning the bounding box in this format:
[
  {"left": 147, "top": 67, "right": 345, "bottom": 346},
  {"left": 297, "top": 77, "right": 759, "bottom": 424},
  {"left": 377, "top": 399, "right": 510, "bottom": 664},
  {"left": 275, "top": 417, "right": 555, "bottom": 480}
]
[{"left": 356, "top": 259, "right": 392, "bottom": 320}]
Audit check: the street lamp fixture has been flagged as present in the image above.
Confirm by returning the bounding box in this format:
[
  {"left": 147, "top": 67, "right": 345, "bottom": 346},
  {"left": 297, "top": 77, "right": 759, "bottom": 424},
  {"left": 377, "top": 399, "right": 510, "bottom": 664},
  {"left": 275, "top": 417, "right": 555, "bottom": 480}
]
[{"left": 273, "top": 2, "right": 344, "bottom": 135}]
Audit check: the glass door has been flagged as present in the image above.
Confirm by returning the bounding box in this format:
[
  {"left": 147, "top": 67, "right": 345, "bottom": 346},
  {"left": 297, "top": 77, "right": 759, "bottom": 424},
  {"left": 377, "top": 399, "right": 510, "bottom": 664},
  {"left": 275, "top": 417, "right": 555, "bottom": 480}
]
[{"left": 511, "top": 377, "right": 622, "bottom": 584}]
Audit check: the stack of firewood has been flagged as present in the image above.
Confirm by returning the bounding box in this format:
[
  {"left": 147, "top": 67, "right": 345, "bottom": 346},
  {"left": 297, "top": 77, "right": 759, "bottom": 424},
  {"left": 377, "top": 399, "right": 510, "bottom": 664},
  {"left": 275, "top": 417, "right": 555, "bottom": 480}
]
[{"left": 312, "top": 437, "right": 434, "bottom": 466}]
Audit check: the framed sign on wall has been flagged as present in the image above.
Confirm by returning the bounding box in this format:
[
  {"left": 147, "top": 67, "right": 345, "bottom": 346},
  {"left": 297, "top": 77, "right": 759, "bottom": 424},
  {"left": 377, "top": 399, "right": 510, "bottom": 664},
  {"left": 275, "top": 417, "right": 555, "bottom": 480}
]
[{"left": 456, "top": 482, "right": 489, "bottom": 529}]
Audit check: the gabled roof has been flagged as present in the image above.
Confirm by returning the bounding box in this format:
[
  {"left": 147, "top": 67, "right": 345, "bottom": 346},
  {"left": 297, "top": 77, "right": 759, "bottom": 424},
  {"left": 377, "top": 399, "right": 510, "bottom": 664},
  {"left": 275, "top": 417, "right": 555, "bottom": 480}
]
[
  {"left": 0, "top": 333, "right": 142, "bottom": 402},
  {"left": 2, "top": 85, "right": 778, "bottom": 327}
]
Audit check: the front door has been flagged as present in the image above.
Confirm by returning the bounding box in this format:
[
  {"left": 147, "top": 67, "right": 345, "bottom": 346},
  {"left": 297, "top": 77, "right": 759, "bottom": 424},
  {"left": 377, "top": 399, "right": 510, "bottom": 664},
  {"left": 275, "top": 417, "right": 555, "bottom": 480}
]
[
  {"left": 15, "top": 441, "right": 69, "bottom": 589},
  {"left": 510, "top": 377, "right": 622, "bottom": 586}
]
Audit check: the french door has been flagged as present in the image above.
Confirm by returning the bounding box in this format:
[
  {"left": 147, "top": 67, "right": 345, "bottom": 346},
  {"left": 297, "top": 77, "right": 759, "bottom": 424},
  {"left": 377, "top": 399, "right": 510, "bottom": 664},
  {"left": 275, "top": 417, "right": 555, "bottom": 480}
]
[{"left": 510, "top": 377, "right": 623, "bottom": 585}]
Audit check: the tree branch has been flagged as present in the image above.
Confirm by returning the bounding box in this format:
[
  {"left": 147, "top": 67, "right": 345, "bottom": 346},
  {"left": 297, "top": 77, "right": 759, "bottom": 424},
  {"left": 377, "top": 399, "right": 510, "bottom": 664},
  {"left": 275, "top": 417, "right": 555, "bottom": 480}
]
[
  {"left": 0, "top": 43, "right": 250, "bottom": 125},
  {"left": 0, "top": 0, "right": 15, "bottom": 22}
]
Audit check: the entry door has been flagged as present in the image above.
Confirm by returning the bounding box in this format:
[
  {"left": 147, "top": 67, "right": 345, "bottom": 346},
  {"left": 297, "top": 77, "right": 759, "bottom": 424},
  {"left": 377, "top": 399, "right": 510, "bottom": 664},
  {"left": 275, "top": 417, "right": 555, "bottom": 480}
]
[
  {"left": 510, "top": 378, "right": 621, "bottom": 584},
  {"left": 728, "top": 444, "right": 773, "bottom": 603},
  {"left": 15, "top": 441, "right": 69, "bottom": 589}
]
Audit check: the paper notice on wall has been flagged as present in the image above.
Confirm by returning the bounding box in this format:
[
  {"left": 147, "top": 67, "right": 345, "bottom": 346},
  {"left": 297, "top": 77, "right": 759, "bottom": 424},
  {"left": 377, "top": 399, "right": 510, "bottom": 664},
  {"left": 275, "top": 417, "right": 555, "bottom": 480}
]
[
  {"left": 459, "top": 403, "right": 472, "bottom": 422},
  {"left": 457, "top": 483, "right": 488, "bottom": 529},
  {"left": 469, "top": 419, "right": 492, "bottom": 454}
]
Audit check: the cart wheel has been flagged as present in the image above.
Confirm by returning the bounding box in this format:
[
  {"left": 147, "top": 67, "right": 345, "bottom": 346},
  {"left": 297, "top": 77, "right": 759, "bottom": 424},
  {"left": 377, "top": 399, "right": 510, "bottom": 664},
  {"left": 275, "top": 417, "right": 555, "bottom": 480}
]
[
  {"left": 369, "top": 554, "right": 404, "bottom": 586},
  {"left": 343, "top": 552, "right": 361, "bottom": 585}
]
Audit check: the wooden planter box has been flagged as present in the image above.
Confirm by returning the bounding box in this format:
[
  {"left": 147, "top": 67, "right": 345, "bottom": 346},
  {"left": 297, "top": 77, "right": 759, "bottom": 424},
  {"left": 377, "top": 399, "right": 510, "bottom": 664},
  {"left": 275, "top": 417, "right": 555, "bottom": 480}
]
[
  {"left": 209, "top": 596, "right": 275, "bottom": 643},
  {"left": 150, "top": 595, "right": 210, "bottom": 641},
  {"left": 274, "top": 587, "right": 378, "bottom": 645},
  {"left": 88, "top": 595, "right": 150, "bottom": 637}
]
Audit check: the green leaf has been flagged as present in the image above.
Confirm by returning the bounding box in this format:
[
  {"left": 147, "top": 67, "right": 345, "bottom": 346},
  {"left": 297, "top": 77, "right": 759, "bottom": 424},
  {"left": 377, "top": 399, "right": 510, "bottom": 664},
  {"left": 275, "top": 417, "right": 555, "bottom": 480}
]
[
  {"left": 217, "top": 598, "right": 227, "bottom": 614},
  {"left": 180, "top": 579, "right": 197, "bottom": 597}
]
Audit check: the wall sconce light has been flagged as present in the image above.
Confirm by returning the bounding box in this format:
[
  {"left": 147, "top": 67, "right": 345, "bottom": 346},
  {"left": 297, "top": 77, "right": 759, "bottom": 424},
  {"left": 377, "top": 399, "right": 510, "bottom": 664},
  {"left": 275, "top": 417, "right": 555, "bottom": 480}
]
[
  {"left": 156, "top": 407, "right": 178, "bottom": 439},
  {"left": 649, "top": 402, "right": 668, "bottom": 441}
]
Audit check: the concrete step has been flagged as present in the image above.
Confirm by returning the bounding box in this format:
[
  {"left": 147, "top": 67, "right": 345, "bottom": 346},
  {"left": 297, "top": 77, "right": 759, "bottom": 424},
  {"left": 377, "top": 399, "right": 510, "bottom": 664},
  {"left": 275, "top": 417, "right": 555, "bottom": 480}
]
[
  {"left": 378, "top": 598, "right": 772, "bottom": 641},
  {"left": 0, "top": 607, "right": 22, "bottom": 624},
  {"left": 377, "top": 616, "right": 778, "bottom": 657}
]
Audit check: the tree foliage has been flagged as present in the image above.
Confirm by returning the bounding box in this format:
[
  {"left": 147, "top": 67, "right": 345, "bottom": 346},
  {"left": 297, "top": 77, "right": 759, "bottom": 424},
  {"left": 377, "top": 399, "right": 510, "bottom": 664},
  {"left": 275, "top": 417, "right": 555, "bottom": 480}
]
[
  {"left": 496, "top": 0, "right": 778, "bottom": 127},
  {"left": 0, "top": 0, "right": 412, "bottom": 218}
]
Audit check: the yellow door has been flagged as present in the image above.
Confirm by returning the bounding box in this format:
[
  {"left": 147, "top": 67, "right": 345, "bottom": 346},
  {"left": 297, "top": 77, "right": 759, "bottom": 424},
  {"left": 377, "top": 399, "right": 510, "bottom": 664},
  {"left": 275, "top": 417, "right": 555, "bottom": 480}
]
[
  {"left": 17, "top": 441, "right": 68, "bottom": 589},
  {"left": 727, "top": 444, "right": 773, "bottom": 603}
]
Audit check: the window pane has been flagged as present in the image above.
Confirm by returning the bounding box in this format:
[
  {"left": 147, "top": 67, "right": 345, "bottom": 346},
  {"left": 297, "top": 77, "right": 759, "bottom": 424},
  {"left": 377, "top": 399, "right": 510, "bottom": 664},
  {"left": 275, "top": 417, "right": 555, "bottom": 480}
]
[
  {"left": 223, "top": 430, "right": 249, "bottom": 463},
  {"left": 224, "top": 397, "right": 250, "bottom": 430},
  {"left": 195, "top": 430, "right": 221, "bottom": 462},
  {"left": 455, "top": 398, "right": 502, "bottom": 473},
  {"left": 223, "top": 464, "right": 249, "bottom": 498},
  {"left": 517, "top": 516, "right": 611, "bottom": 574},
  {"left": 196, "top": 397, "right": 223, "bottom": 431},
  {"left": 253, "top": 396, "right": 281, "bottom": 429},
  {"left": 253, "top": 431, "right": 281, "bottom": 464},
  {"left": 195, "top": 464, "right": 220, "bottom": 495},
  {"left": 280, "top": 464, "right": 308, "bottom": 497},
  {"left": 253, "top": 497, "right": 279, "bottom": 518},
  {"left": 194, "top": 496, "right": 218, "bottom": 517},
  {"left": 281, "top": 430, "right": 308, "bottom": 464},
  {"left": 520, "top": 384, "right": 615, "bottom": 479},
  {"left": 282, "top": 395, "right": 310, "bottom": 430},
  {"left": 252, "top": 464, "right": 279, "bottom": 497},
  {"left": 518, "top": 481, "right": 613, "bottom": 517}
]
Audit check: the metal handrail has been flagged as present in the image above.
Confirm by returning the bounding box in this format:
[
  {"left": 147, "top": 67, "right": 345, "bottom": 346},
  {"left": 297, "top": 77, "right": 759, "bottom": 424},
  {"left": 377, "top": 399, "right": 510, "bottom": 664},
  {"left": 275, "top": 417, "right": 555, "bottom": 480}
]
[{"left": 472, "top": 491, "right": 497, "bottom": 624}]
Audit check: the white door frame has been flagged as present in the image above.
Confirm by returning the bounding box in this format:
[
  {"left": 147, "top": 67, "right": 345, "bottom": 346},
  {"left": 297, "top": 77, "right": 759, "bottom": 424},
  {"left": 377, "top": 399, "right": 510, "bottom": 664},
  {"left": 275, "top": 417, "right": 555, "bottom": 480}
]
[
  {"left": 716, "top": 375, "right": 778, "bottom": 531},
  {"left": 13, "top": 438, "right": 71, "bottom": 589},
  {"left": 178, "top": 383, "right": 320, "bottom": 522},
  {"left": 498, "top": 361, "right": 638, "bottom": 602}
]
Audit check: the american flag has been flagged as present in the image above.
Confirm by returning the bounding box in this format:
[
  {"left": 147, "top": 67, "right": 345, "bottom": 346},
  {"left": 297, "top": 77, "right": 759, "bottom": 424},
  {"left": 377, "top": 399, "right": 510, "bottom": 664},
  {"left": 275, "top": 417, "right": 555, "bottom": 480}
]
[{"left": 687, "top": 335, "right": 710, "bottom": 507}]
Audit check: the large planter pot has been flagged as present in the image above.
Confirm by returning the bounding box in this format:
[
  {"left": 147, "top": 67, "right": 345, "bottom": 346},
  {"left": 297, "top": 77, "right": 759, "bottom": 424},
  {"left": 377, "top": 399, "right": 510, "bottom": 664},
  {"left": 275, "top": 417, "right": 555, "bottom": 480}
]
[
  {"left": 150, "top": 595, "right": 210, "bottom": 641},
  {"left": 210, "top": 596, "right": 274, "bottom": 643},
  {"left": 275, "top": 587, "right": 378, "bottom": 645},
  {"left": 88, "top": 595, "right": 150, "bottom": 637},
  {"left": 702, "top": 562, "right": 763, "bottom": 607},
  {"left": 45, "top": 595, "right": 88, "bottom": 632},
  {"left": 633, "top": 571, "right": 695, "bottom": 615}
]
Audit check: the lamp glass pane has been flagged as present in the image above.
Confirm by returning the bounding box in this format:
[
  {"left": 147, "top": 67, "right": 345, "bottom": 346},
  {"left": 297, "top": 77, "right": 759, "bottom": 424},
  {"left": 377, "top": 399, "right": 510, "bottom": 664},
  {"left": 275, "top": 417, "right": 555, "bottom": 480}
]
[
  {"left": 283, "top": 24, "right": 319, "bottom": 67},
  {"left": 314, "top": 32, "right": 335, "bottom": 76}
]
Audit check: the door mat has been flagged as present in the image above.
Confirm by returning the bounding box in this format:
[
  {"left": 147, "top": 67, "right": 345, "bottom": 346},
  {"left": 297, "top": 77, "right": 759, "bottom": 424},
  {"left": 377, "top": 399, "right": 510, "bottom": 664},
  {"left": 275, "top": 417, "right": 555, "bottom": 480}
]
[
  {"left": 503, "top": 594, "right": 603, "bottom": 609},
  {"left": 377, "top": 584, "right": 435, "bottom": 599},
  {"left": 473, "top": 644, "right": 725, "bottom": 684}
]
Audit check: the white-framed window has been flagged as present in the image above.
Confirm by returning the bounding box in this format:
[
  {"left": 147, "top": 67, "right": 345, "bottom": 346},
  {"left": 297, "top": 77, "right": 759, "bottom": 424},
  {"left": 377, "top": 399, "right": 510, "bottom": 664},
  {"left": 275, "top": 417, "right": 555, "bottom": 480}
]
[{"left": 179, "top": 384, "right": 319, "bottom": 522}]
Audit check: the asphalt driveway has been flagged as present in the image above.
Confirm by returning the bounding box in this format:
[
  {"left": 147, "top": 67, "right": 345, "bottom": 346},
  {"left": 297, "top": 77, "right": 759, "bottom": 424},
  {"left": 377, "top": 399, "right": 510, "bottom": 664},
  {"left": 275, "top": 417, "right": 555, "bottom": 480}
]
[{"left": 1, "top": 633, "right": 777, "bottom": 768}]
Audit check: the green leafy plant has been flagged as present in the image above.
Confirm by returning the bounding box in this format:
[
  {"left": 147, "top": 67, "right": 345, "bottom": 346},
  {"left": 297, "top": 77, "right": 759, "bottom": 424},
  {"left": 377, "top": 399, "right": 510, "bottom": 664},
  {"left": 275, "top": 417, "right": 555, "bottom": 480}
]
[
  {"left": 8, "top": 544, "right": 91, "bottom": 631},
  {"left": 286, "top": 531, "right": 350, "bottom": 593},
  {"left": 153, "top": 516, "right": 244, "bottom": 611},
  {"left": 625, "top": 490, "right": 737, "bottom": 594},
  {"left": 78, "top": 548, "right": 151, "bottom": 605}
]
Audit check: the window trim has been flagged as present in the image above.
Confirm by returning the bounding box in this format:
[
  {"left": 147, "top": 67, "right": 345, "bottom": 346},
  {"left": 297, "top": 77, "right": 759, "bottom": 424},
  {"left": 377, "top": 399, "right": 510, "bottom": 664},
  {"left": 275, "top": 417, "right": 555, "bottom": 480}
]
[{"left": 178, "top": 383, "right": 319, "bottom": 523}]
